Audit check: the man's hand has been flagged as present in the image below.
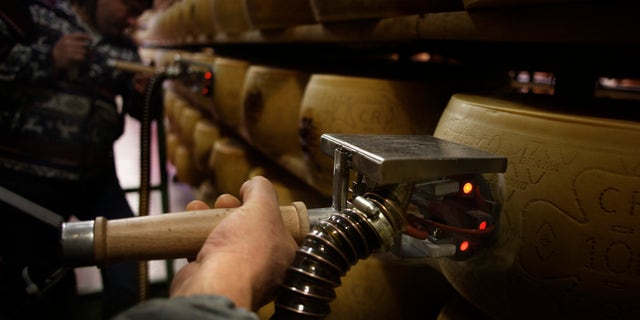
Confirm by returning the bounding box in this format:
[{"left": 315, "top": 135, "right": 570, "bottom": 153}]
[
  {"left": 169, "top": 176, "right": 298, "bottom": 311},
  {"left": 52, "top": 32, "right": 91, "bottom": 71}
]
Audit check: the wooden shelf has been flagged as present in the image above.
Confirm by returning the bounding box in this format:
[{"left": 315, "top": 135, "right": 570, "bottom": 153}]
[
  {"left": 141, "top": 2, "right": 639, "bottom": 78},
  {"left": 145, "top": 2, "right": 637, "bottom": 45}
]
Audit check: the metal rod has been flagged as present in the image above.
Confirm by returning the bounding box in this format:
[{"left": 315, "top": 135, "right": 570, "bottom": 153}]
[{"left": 331, "top": 147, "right": 350, "bottom": 212}]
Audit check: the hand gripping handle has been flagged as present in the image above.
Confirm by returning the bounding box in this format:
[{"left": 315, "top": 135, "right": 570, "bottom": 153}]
[{"left": 62, "top": 202, "right": 309, "bottom": 266}]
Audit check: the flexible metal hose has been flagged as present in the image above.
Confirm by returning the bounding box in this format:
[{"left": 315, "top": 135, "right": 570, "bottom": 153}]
[
  {"left": 272, "top": 184, "right": 411, "bottom": 319},
  {"left": 272, "top": 207, "right": 382, "bottom": 319},
  {"left": 137, "top": 71, "right": 168, "bottom": 301}
]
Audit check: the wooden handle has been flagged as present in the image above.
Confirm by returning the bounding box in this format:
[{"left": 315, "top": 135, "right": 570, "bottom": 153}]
[
  {"left": 92, "top": 202, "right": 308, "bottom": 265},
  {"left": 108, "top": 59, "right": 157, "bottom": 74}
]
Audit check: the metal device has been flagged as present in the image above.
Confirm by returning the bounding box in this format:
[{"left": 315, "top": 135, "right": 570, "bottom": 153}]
[
  {"left": 271, "top": 133, "right": 507, "bottom": 319},
  {"left": 108, "top": 54, "right": 214, "bottom": 96},
  {"left": 319, "top": 133, "right": 506, "bottom": 261}
]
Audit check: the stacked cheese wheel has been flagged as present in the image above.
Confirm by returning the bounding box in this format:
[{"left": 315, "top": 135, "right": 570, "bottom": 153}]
[
  {"left": 212, "top": 57, "right": 250, "bottom": 134},
  {"left": 162, "top": 88, "right": 179, "bottom": 125},
  {"left": 191, "top": 0, "right": 217, "bottom": 42},
  {"left": 163, "top": 89, "right": 185, "bottom": 163},
  {"left": 434, "top": 93, "right": 640, "bottom": 319},
  {"left": 298, "top": 74, "right": 451, "bottom": 196},
  {"left": 174, "top": 144, "right": 203, "bottom": 186},
  {"left": 247, "top": 165, "right": 329, "bottom": 209},
  {"left": 207, "top": 137, "right": 253, "bottom": 197},
  {"left": 163, "top": 88, "right": 210, "bottom": 187},
  {"left": 244, "top": 0, "right": 316, "bottom": 29},
  {"left": 157, "top": 1, "right": 189, "bottom": 43},
  {"left": 463, "top": 0, "right": 591, "bottom": 9},
  {"left": 178, "top": 106, "right": 203, "bottom": 148},
  {"left": 212, "top": 0, "right": 252, "bottom": 35},
  {"left": 192, "top": 119, "right": 221, "bottom": 173},
  {"left": 310, "top": 0, "right": 461, "bottom": 22},
  {"left": 240, "top": 65, "right": 310, "bottom": 159},
  {"left": 257, "top": 255, "right": 455, "bottom": 320},
  {"left": 166, "top": 91, "right": 188, "bottom": 133},
  {"left": 327, "top": 256, "right": 455, "bottom": 320}
]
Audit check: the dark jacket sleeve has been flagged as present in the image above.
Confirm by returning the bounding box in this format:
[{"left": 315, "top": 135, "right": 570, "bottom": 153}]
[
  {"left": 0, "top": 18, "right": 56, "bottom": 82},
  {"left": 0, "top": 0, "right": 34, "bottom": 57},
  {"left": 113, "top": 295, "right": 260, "bottom": 320}
]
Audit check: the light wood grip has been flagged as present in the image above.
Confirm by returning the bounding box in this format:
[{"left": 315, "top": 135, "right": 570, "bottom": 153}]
[
  {"left": 92, "top": 201, "right": 308, "bottom": 265},
  {"left": 108, "top": 59, "right": 157, "bottom": 74}
]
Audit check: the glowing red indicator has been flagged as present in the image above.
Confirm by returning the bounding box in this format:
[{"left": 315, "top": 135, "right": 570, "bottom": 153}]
[
  {"left": 462, "top": 182, "right": 473, "bottom": 194},
  {"left": 201, "top": 87, "right": 209, "bottom": 95},
  {"left": 204, "top": 71, "right": 213, "bottom": 80},
  {"left": 459, "top": 241, "right": 470, "bottom": 252},
  {"left": 478, "top": 221, "right": 487, "bottom": 230}
]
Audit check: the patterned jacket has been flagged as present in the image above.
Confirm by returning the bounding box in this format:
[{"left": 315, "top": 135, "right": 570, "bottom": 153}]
[{"left": 0, "top": 0, "right": 145, "bottom": 180}]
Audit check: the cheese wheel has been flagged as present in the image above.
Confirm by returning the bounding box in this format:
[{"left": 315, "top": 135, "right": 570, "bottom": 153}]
[
  {"left": 329, "top": 256, "right": 455, "bottom": 319},
  {"left": 142, "top": 11, "right": 161, "bottom": 40},
  {"left": 178, "top": 105, "right": 203, "bottom": 147},
  {"left": 212, "top": 0, "right": 252, "bottom": 34},
  {"left": 241, "top": 65, "right": 310, "bottom": 159},
  {"left": 463, "top": 0, "right": 590, "bottom": 10},
  {"left": 162, "top": 2, "right": 187, "bottom": 43},
  {"left": 309, "top": 0, "right": 461, "bottom": 22},
  {"left": 299, "top": 74, "right": 450, "bottom": 195},
  {"left": 433, "top": 93, "right": 640, "bottom": 319},
  {"left": 147, "top": 6, "right": 171, "bottom": 40},
  {"left": 437, "top": 295, "right": 492, "bottom": 320},
  {"left": 244, "top": 0, "right": 316, "bottom": 30},
  {"left": 257, "top": 256, "right": 454, "bottom": 320},
  {"left": 248, "top": 166, "right": 329, "bottom": 209},
  {"left": 194, "top": 179, "right": 219, "bottom": 206},
  {"left": 192, "top": 0, "right": 217, "bottom": 41},
  {"left": 168, "top": 95, "right": 188, "bottom": 133},
  {"left": 207, "top": 137, "right": 253, "bottom": 197},
  {"left": 163, "top": 88, "right": 178, "bottom": 125},
  {"left": 165, "top": 131, "right": 180, "bottom": 165},
  {"left": 174, "top": 144, "right": 203, "bottom": 186},
  {"left": 178, "top": 0, "right": 199, "bottom": 43},
  {"left": 192, "top": 119, "right": 221, "bottom": 172},
  {"left": 212, "top": 57, "right": 250, "bottom": 132}
]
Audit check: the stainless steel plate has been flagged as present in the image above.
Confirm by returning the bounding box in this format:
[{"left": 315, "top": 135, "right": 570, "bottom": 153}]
[{"left": 320, "top": 134, "right": 507, "bottom": 184}]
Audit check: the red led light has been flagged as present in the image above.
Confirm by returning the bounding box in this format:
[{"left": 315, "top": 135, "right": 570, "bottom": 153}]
[
  {"left": 462, "top": 182, "right": 473, "bottom": 194},
  {"left": 201, "top": 87, "right": 209, "bottom": 95},
  {"left": 204, "top": 71, "right": 213, "bottom": 80},
  {"left": 478, "top": 221, "right": 487, "bottom": 230},
  {"left": 459, "top": 241, "right": 469, "bottom": 252}
]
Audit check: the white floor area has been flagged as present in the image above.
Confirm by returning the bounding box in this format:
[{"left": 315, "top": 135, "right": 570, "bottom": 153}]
[{"left": 74, "top": 116, "right": 193, "bottom": 294}]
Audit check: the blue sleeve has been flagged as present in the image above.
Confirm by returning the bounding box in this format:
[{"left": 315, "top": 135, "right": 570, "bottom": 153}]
[{"left": 113, "top": 295, "right": 260, "bottom": 320}]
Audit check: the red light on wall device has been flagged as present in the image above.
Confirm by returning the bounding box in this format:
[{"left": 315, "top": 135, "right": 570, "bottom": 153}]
[
  {"left": 459, "top": 241, "right": 470, "bottom": 252},
  {"left": 462, "top": 182, "right": 473, "bottom": 194},
  {"left": 204, "top": 71, "right": 212, "bottom": 80},
  {"left": 478, "top": 221, "right": 487, "bottom": 230}
]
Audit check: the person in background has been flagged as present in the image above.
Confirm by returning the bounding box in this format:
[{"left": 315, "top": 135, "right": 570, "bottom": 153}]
[
  {"left": 114, "top": 176, "right": 299, "bottom": 320},
  {"left": 0, "top": 0, "right": 154, "bottom": 318}
]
